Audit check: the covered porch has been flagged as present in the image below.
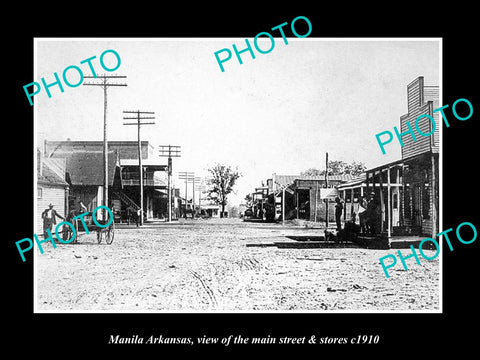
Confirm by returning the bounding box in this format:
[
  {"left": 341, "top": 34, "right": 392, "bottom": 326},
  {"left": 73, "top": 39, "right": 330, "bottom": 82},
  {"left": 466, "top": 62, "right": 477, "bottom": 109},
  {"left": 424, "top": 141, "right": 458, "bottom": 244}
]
[
  {"left": 118, "top": 159, "right": 168, "bottom": 220},
  {"left": 365, "top": 160, "right": 404, "bottom": 238}
]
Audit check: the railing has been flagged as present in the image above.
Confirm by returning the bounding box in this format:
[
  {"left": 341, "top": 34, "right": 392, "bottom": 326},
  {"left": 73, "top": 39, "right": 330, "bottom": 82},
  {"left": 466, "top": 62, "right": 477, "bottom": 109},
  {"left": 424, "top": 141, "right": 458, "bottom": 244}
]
[
  {"left": 112, "top": 191, "right": 140, "bottom": 210},
  {"left": 121, "top": 179, "right": 164, "bottom": 186}
]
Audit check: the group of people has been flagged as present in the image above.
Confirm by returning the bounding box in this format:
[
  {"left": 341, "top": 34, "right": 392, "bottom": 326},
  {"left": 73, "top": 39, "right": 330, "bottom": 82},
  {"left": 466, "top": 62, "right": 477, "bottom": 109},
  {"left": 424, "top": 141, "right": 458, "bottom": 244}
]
[
  {"left": 334, "top": 192, "right": 381, "bottom": 235},
  {"left": 358, "top": 192, "right": 381, "bottom": 235}
]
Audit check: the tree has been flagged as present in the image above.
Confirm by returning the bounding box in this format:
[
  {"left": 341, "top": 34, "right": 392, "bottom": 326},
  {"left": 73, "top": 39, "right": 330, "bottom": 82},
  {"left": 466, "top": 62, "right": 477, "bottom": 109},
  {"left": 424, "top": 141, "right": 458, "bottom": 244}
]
[
  {"left": 206, "top": 164, "right": 242, "bottom": 218},
  {"left": 301, "top": 168, "right": 323, "bottom": 177},
  {"left": 344, "top": 161, "right": 367, "bottom": 176},
  {"left": 301, "top": 160, "right": 366, "bottom": 177}
]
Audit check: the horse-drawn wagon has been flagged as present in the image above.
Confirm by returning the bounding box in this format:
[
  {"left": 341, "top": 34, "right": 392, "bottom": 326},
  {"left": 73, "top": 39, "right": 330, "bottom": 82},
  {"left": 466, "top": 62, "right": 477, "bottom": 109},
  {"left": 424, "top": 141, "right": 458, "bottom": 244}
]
[{"left": 62, "top": 210, "right": 115, "bottom": 245}]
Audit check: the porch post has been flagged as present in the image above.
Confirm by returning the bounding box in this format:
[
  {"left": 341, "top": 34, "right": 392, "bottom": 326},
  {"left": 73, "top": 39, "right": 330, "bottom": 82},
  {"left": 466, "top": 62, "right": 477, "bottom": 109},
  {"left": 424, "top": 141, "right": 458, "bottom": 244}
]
[
  {"left": 387, "top": 165, "right": 391, "bottom": 239},
  {"left": 350, "top": 188, "right": 354, "bottom": 222},
  {"left": 296, "top": 189, "right": 299, "bottom": 219},
  {"left": 379, "top": 169, "right": 384, "bottom": 233},
  {"left": 431, "top": 154, "right": 438, "bottom": 238}
]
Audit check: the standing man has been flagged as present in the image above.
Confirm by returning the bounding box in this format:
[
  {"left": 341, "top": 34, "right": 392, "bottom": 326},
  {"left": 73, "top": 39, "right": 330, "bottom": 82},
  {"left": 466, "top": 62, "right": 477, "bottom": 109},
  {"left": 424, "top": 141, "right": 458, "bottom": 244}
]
[
  {"left": 41, "top": 203, "right": 65, "bottom": 238},
  {"left": 136, "top": 207, "right": 142, "bottom": 227},
  {"left": 367, "top": 192, "right": 381, "bottom": 235},
  {"left": 358, "top": 194, "right": 368, "bottom": 234},
  {"left": 334, "top": 197, "right": 343, "bottom": 232}
]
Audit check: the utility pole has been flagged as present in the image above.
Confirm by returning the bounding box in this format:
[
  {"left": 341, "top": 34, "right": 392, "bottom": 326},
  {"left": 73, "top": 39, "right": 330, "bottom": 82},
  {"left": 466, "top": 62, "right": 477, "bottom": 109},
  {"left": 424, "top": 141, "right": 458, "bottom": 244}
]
[
  {"left": 159, "top": 145, "right": 181, "bottom": 222},
  {"left": 192, "top": 177, "right": 201, "bottom": 209},
  {"left": 123, "top": 110, "right": 155, "bottom": 226},
  {"left": 178, "top": 172, "right": 194, "bottom": 217},
  {"left": 325, "top": 152, "right": 329, "bottom": 228},
  {"left": 84, "top": 74, "right": 127, "bottom": 221},
  {"left": 195, "top": 181, "right": 206, "bottom": 215}
]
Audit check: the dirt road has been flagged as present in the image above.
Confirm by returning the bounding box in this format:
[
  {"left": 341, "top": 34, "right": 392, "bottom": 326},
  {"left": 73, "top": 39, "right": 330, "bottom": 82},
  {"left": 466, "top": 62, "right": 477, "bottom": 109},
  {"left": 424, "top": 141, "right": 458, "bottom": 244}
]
[{"left": 35, "top": 218, "right": 440, "bottom": 312}]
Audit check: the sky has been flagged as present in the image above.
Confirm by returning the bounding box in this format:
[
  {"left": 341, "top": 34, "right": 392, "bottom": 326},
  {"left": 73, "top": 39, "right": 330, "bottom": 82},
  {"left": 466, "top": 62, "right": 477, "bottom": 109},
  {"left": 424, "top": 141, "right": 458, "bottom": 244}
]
[{"left": 35, "top": 38, "right": 440, "bottom": 206}]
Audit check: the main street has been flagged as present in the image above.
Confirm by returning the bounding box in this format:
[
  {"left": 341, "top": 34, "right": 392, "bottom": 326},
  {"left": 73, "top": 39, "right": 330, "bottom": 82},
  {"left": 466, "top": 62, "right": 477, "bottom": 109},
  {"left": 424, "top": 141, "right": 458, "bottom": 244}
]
[{"left": 36, "top": 218, "right": 439, "bottom": 312}]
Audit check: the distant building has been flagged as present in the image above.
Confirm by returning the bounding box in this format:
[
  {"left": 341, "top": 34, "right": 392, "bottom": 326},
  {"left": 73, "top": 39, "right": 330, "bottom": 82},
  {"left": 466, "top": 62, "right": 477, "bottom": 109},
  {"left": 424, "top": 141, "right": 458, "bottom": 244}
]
[
  {"left": 200, "top": 204, "right": 221, "bottom": 218},
  {"left": 254, "top": 173, "right": 355, "bottom": 222}
]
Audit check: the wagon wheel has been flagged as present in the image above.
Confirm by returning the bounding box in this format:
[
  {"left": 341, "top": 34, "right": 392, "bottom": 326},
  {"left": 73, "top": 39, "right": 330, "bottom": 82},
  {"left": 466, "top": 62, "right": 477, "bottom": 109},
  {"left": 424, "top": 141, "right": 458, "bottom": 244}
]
[
  {"left": 105, "top": 224, "right": 114, "bottom": 245},
  {"left": 62, "top": 224, "right": 73, "bottom": 243},
  {"left": 73, "top": 219, "right": 79, "bottom": 244},
  {"left": 97, "top": 229, "right": 103, "bottom": 244}
]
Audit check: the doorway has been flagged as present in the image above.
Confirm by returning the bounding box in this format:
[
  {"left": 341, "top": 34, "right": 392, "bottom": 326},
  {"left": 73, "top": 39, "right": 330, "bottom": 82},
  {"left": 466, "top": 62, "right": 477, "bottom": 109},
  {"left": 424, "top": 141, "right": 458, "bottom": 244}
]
[
  {"left": 297, "top": 189, "right": 310, "bottom": 220},
  {"left": 412, "top": 184, "right": 423, "bottom": 232}
]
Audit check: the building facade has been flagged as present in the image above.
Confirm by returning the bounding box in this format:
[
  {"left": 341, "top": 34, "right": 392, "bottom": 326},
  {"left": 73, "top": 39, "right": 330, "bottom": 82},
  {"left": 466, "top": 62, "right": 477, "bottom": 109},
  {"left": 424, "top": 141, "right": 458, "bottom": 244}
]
[
  {"left": 257, "top": 173, "right": 355, "bottom": 222},
  {"left": 399, "top": 77, "right": 439, "bottom": 237},
  {"left": 362, "top": 76, "right": 439, "bottom": 238}
]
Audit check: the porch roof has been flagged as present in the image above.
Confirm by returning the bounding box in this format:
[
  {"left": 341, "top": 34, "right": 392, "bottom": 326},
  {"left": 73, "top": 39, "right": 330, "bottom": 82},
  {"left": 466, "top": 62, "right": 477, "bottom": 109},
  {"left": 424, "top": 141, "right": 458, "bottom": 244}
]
[
  {"left": 119, "top": 159, "right": 168, "bottom": 171},
  {"left": 365, "top": 159, "right": 403, "bottom": 174},
  {"left": 336, "top": 174, "right": 367, "bottom": 190}
]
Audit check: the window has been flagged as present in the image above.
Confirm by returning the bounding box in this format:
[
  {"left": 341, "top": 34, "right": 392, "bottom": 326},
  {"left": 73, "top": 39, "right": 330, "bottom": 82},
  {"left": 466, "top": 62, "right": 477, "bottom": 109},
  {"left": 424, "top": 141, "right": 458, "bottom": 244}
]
[
  {"left": 37, "top": 187, "right": 42, "bottom": 199},
  {"left": 393, "top": 193, "right": 398, "bottom": 209}
]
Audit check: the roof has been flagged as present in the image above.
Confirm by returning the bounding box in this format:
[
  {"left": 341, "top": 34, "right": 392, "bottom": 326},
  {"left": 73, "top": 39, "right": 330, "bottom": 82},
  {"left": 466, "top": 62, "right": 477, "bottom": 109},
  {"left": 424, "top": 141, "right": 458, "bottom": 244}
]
[
  {"left": 273, "top": 173, "right": 356, "bottom": 189},
  {"left": 273, "top": 175, "right": 299, "bottom": 188},
  {"left": 38, "top": 162, "right": 68, "bottom": 187},
  {"left": 65, "top": 151, "right": 118, "bottom": 186},
  {"left": 336, "top": 173, "right": 367, "bottom": 189},
  {"left": 295, "top": 174, "right": 356, "bottom": 182},
  {"left": 45, "top": 140, "right": 154, "bottom": 160}
]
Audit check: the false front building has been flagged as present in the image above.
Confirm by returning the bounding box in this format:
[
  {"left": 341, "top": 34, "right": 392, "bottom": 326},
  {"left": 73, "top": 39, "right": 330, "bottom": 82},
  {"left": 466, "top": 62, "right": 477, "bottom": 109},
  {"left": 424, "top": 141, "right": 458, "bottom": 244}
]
[{"left": 360, "top": 76, "right": 439, "bottom": 238}]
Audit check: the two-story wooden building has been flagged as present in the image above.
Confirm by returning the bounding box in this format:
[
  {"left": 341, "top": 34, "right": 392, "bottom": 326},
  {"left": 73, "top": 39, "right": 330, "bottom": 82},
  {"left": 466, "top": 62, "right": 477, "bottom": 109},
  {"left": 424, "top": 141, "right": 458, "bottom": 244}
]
[
  {"left": 44, "top": 140, "right": 170, "bottom": 221},
  {"left": 363, "top": 76, "right": 439, "bottom": 239},
  {"left": 399, "top": 76, "right": 439, "bottom": 238}
]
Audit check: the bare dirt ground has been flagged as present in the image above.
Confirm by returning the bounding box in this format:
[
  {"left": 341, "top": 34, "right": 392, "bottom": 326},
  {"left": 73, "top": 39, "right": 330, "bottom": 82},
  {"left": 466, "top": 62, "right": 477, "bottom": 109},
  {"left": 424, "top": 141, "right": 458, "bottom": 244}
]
[{"left": 35, "top": 218, "right": 440, "bottom": 312}]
